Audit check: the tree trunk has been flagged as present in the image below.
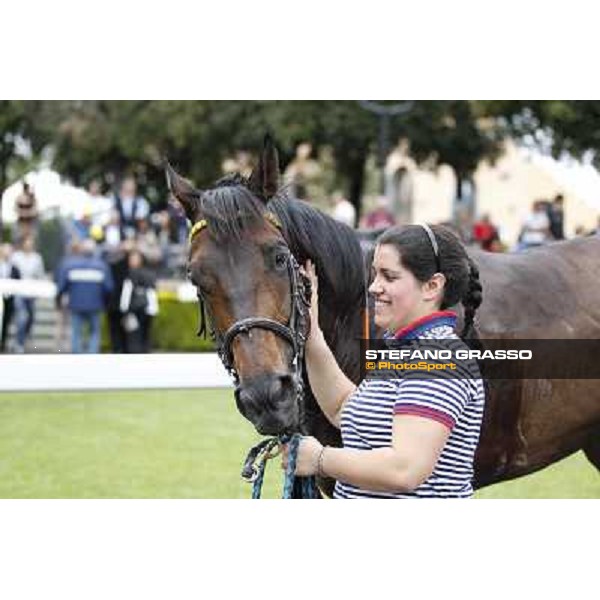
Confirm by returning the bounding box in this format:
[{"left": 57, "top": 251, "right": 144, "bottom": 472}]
[
  {"left": 345, "top": 153, "right": 367, "bottom": 227},
  {"left": 455, "top": 171, "right": 463, "bottom": 202},
  {"left": 453, "top": 169, "right": 477, "bottom": 220}
]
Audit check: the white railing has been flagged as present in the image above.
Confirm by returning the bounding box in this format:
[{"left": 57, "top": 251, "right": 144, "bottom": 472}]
[
  {"left": 0, "top": 278, "right": 57, "bottom": 299},
  {"left": 0, "top": 353, "right": 233, "bottom": 391}
]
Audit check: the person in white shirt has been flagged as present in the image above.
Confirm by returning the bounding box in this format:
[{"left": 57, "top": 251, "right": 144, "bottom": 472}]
[
  {"left": 519, "top": 201, "right": 551, "bottom": 249},
  {"left": 11, "top": 236, "right": 45, "bottom": 352},
  {"left": 0, "top": 244, "right": 21, "bottom": 352},
  {"left": 330, "top": 192, "right": 356, "bottom": 228},
  {"left": 113, "top": 177, "right": 150, "bottom": 240}
]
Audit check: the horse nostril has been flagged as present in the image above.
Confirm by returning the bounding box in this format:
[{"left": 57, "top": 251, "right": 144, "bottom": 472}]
[
  {"left": 270, "top": 374, "right": 294, "bottom": 399},
  {"left": 269, "top": 376, "right": 284, "bottom": 398}
]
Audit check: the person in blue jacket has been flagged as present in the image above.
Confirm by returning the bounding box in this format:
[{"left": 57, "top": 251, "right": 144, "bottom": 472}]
[{"left": 56, "top": 239, "right": 114, "bottom": 353}]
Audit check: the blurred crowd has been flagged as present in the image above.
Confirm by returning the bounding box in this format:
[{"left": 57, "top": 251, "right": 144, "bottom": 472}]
[
  {"left": 328, "top": 191, "right": 599, "bottom": 251},
  {"left": 1, "top": 167, "right": 599, "bottom": 355},
  {"left": 1, "top": 177, "right": 175, "bottom": 354}
]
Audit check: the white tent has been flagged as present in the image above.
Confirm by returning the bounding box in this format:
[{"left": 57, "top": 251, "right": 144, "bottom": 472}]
[{"left": 1, "top": 169, "right": 100, "bottom": 224}]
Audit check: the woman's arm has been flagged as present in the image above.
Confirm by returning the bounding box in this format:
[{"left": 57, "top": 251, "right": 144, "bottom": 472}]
[
  {"left": 303, "top": 261, "right": 356, "bottom": 428},
  {"left": 293, "top": 415, "right": 451, "bottom": 493}
]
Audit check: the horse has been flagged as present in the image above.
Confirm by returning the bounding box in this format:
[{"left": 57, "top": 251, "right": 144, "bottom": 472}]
[{"left": 166, "top": 136, "right": 600, "bottom": 497}]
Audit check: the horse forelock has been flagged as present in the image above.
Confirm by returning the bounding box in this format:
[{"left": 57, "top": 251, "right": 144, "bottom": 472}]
[{"left": 197, "top": 180, "right": 267, "bottom": 242}]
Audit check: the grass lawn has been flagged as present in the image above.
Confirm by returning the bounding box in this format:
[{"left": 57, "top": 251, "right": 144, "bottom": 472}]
[{"left": 0, "top": 389, "right": 597, "bottom": 499}]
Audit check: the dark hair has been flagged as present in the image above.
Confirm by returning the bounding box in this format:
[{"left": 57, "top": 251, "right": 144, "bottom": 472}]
[{"left": 376, "top": 224, "right": 483, "bottom": 350}]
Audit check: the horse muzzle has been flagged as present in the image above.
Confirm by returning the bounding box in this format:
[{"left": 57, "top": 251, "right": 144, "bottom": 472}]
[{"left": 234, "top": 373, "right": 301, "bottom": 435}]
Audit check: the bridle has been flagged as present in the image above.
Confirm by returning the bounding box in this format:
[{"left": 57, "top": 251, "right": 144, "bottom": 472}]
[{"left": 188, "top": 210, "right": 313, "bottom": 431}]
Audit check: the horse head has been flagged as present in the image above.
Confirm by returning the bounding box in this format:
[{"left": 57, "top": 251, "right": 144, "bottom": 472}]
[{"left": 166, "top": 136, "right": 311, "bottom": 436}]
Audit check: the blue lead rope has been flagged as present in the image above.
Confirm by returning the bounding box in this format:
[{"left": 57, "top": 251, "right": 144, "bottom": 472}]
[{"left": 241, "top": 433, "right": 320, "bottom": 499}]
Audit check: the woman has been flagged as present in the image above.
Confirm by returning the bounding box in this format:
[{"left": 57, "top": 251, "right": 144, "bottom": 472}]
[
  {"left": 119, "top": 249, "right": 159, "bottom": 353},
  {"left": 284, "top": 224, "right": 485, "bottom": 498}
]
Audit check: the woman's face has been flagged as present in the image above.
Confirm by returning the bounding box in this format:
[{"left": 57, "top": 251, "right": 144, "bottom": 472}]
[
  {"left": 128, "top": 252, "right": 142, "bottom": 270},
  {"left": 368, "top": 243, "right": 429, "bottom": 333}
]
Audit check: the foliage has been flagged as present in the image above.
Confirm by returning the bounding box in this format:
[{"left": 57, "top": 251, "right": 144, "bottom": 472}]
[
  {"left": 151, "top": 297, "right": 215, "bottom": 352},
  {"left": 100, "top": 297, "right": 215, "bottom": 353},
  {"left": 480, "top": 100, "right": 600, "bottom": 165},
  {"left": 5, "top": 100, "right": 600, "bottom": 221}
]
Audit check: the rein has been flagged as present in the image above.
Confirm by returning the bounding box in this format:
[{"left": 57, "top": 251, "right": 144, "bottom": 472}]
[
  {"left": 241, "top": 434, "right": 319, "bottom": 499},
  {"left": 189, "top": 210, "right": 317, "bottom": 498}
]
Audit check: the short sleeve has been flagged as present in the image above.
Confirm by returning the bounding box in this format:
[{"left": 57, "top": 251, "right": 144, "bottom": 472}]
[{"left": 393, "top": 377, "right": 470, "bottom": 430}]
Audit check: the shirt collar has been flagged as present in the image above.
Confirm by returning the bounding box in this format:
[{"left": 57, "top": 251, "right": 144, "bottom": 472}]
[{"left": 385, "top": 310, "right": 457, "bottom": 341}]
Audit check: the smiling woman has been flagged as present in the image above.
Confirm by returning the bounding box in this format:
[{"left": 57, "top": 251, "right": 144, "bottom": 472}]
[{"left": 290, "top": 224, "right": 487, "bottom": 498}]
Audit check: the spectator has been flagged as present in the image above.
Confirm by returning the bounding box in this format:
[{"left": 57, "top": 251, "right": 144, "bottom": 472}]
[
  {"left": 135, "top": 218, "right": 162, "bottom": 266},
  {"left": 362, "top": 196, "right": 395, "bottom": 230},
  {"left": 547, "top": 194, "right": 565, "bottom": 240},
  {"left": 0, "top": 244, "right": 21, "bottom": 352},
  {"left": 87, "top": 179, "right": 112, "bottom": 226},
  {"left": 72, "top": 206, "right": 94, "bottom": 242},
  {"left": 330, "top": 192, "right": 356, "bottom": 228},
  {"left": 120, "top": 250, "right": 158, "bottom": 353},
  {"left": 104, "top": 210, "right": 123, "bottom": 249},
  {"left": 472, "top": 214, "right": 500, "bottom": 251},
  {"left": 11, "top": 236, "right": 45, "bottom": 353},
  {"left": 13, "top": 182, "right": 39, "bottom": 246},
  {"left": 167, "top": 201, "right": 188, "bottom": 245},
  {"left": 154, "top": 210, "right": 173, "bottom": 266},
  {"left": 56, "top": 240, "right": 114, "bottom": 354},
  {"left": 113, "top": 177, "right": 150, "bottom": 240},
  {"left": 283, "top": 142, "right": 326, "bottom": 206},
  {"left": 519, "top": 200, "right": 552, "bottom": 249},
  {"left": 104, "top": 239, "right": 133, "bottom": 353}
]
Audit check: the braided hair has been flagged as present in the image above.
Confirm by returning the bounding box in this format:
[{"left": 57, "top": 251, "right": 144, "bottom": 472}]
[
  {"left": 461, "top": 256, "right": 484, "bottom": 351},
  {"left": 376, "top": 224, "right": 483, "bottom": 349}
]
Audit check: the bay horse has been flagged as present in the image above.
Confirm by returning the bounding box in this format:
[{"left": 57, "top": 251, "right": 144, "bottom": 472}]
[{"left": 167, "top": 137, "right": 600, "bottom": 497}]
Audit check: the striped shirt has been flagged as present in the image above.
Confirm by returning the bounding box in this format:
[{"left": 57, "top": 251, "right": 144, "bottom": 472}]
[{"left": 334, "top": 311, "right": 485, "bottom": 499}]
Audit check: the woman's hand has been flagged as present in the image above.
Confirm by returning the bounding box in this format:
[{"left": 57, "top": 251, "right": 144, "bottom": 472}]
[
  {"left": 302, "top": 259, "right": 321, "bottom": 343},
  {"left": 281, "top": 436, "right": 323, "bottom": 477}
]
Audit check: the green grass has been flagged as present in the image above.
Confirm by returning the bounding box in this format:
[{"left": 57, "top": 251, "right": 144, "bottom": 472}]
[{"left": 0, "top": 389, "right": 597, "bottom": 498}]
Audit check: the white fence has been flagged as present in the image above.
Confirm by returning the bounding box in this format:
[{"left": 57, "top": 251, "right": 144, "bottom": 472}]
[{"left": 0, "top": 353, "right": 233, "bottom": 391}]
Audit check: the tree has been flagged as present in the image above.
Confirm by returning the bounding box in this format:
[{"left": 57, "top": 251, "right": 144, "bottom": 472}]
[
  {"left": 479, "top": 100, "right": 600, "bottom": 165},
  {"left": 402, "top": 101, "right": 504, "bottom": 202},
  {"left": 21, "top": 100, "right": 600, "bottom": 227}
]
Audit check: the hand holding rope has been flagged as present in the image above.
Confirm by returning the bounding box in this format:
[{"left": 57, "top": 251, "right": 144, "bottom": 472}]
[{"left": 241, "top": 434, "right": 320, "bottom": 499}]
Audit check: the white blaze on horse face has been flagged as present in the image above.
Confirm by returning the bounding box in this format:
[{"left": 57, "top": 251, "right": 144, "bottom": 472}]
[{"left": 369, "top": 244, "right": 428, "bottom": 333}]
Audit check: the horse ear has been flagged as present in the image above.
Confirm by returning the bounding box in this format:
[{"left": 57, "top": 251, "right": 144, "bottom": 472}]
[
  {"left": 165, "top": 161, "right": 200, "bottom": 222},
  {"left": 248, "top": 133, "right": 280, "bottom": 201}
]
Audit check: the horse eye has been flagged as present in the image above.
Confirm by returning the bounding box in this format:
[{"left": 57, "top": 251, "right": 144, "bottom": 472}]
[{"left": 275, "top": 253, "right": 288, "bottom": 270}]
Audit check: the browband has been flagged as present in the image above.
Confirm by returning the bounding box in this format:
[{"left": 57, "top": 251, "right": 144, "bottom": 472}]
[
  {"left": 188, "top": 211, "right": 282, "bottom": 244},
  {"left": 418, "top": 223, "right": 441, "bottom": 273}
]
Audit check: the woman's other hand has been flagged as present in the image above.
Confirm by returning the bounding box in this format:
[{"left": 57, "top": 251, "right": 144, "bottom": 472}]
[{"left": 281, "top": 436, "right": 323, "bottom": 477}]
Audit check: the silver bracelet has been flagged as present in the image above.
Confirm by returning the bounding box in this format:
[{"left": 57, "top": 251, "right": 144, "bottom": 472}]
[{"left": 316, "top": 446, "right": 327, "bottom": 478}]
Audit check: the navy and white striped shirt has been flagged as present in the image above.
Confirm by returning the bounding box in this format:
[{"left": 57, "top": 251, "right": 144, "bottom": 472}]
[{"left": 334, "top": 311, "right": 485, "bottom": 499}]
